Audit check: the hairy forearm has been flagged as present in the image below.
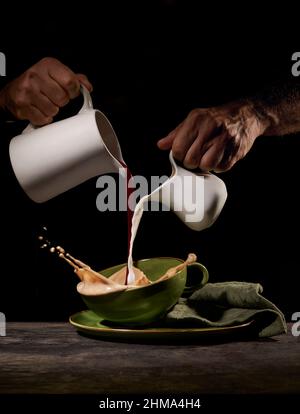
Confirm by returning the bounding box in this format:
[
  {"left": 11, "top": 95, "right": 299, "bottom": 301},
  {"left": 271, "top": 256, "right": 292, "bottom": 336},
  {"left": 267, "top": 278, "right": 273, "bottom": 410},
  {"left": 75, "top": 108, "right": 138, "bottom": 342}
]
[{"left": 247, "top": 79, "right": 300, "bottom": 136}]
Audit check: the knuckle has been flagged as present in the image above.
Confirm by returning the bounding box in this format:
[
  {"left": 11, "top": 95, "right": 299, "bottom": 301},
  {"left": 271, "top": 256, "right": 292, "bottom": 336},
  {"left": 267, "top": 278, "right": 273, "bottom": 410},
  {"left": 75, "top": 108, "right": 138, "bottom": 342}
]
[
  {"left": 77, "top": 73, "right": 87, "bottom": 82},
  {"left": 64, "top": 75, "right": 78, "bottom": 91},
  {"left": 184, "top": 153, "right": 198, "bottom": 167},
  {"left": 225, "top": 130, "right": 235, "bottom": 141},
  {"left": 199, "top": 162, "right": 210, "bottom": 171},
  {"left": 14, "top": 93, "right": 27, "bottom": 108},
  {"left": 56, "top": 94, "right": 69, "bottom": 107},
  {"left": 23, "top": 69, "right": 36, "bottom": 81},
  {"left": 230, "top": 133, "right": 239, "bottom": 144},
  {"left": 19, "top": 82, "right": 31, "bottom": 95},
  {"left": 188, "top": 108, "right": 201, "bottom": 118},
  {"left": 172, "top": 144, "right": 184, "bottom": 160},
  {"left": 199, "top": 158, "right": 214, "bottom": 171},
  {"left": 38, "top": 57, "right": 58, "bottom": 66},
  {"left": 17, "top": 73, "right": 34, "bottom": 92},
  {"left": 15, "top": 108, "right": 25, "bottom": 119},
  {"left": 220, "top": 159, "right": 235, "bottom": 172},
  {"left": 227, "top": 136, "right": 240, "bottom": 154}
]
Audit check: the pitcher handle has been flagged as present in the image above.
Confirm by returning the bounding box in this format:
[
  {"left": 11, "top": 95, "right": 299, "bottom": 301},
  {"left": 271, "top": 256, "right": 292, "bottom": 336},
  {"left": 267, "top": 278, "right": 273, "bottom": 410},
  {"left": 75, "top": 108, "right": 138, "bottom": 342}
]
[
  {"left": 78, "top": 84, "right": 93, "bottom": 113},
  {"left": 22, "top": 85, "right": 93, "bottom": 134}
]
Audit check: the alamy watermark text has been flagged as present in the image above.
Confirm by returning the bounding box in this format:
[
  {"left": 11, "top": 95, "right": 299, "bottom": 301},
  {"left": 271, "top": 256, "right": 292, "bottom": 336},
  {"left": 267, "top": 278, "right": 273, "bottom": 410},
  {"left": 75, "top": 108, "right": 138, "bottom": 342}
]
[
  {"left": 96, "top": 170, "right": 205, "bottom": 223},
  {"left": 0, "top": 52, "right": 6, "bottom": 76},
  {"left": 291, "top": 52, "right": 300, "bottom": 77},
  {"left": 291, "top": 312, "right": 300, "bottom": 337},
  {"left": 0, "top": 312, "right": 6, "bottom": 336}
]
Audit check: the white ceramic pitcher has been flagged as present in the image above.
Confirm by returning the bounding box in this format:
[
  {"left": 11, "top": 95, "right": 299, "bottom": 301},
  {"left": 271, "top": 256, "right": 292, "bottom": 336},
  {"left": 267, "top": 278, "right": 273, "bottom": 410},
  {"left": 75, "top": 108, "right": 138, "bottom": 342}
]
[
  {"left": 149, "top": 152, "right": 227, "bottom": 231},
  {"left": 9, "top": 86, "right": 126, "bottom": 203}
]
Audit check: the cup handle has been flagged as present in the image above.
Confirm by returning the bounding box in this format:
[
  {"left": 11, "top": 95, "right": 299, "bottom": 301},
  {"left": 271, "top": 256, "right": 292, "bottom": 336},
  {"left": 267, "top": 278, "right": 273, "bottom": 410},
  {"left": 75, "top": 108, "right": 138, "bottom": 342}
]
[
  {"left": 183, "top": 262, "right": 209, "bottom": 296},
  {"left": 22, "top": 85, "right": 94, "bottom": 134}
]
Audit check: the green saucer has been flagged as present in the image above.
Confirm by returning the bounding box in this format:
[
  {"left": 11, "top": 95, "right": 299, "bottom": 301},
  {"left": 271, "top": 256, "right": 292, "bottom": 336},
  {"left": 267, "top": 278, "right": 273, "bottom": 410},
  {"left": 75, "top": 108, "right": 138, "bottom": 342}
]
[{"left": 69, "top": 310, "right": 254, "bottom": 343}]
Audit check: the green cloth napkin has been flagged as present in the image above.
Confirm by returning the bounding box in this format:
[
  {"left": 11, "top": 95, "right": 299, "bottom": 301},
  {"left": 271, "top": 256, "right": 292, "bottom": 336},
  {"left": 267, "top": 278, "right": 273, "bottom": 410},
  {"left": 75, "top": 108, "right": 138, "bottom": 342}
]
[{"left": 162, "top": 282, "right": 287, "bottom": 338}]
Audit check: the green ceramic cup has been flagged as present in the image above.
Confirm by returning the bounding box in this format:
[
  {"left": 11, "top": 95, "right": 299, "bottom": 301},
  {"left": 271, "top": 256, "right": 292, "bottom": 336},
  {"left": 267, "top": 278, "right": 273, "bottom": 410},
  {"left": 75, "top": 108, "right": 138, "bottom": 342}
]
[{"left": 80, "top": 257, "right": 209, "bottom": 327}]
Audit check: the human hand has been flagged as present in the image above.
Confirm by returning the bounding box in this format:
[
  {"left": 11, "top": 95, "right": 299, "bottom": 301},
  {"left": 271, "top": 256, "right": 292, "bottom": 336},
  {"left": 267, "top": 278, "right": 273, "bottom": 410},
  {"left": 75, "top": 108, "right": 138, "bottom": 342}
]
[
  {"left": 157, "top": 102, "right": 270, "bottom": 172},
  {"left": 0, "top": 57, "right": 93, "bottom": 126}
]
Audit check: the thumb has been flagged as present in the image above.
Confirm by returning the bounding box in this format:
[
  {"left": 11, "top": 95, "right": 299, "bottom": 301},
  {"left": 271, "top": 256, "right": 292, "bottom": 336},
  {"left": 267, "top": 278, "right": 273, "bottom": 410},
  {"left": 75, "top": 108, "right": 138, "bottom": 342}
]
[
  {"left": 157, "top": 133, "right": 175, "bottom": 150},
  {"left": 76, "top": 73, "right": 93, "bottom": 92}
]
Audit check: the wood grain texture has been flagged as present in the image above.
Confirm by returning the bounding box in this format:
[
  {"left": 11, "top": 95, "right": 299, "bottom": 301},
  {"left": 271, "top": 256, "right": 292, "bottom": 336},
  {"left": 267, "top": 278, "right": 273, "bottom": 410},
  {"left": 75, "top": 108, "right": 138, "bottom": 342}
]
[{"left": 0, "top": 322, "right": 299, "bottom": 394}]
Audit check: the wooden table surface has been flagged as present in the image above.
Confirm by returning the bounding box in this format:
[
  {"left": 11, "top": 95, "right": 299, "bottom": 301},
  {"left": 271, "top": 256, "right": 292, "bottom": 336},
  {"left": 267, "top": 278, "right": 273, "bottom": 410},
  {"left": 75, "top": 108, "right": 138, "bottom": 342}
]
[{"left": 0, "top": 322, "right": 299, "bottom": 395}]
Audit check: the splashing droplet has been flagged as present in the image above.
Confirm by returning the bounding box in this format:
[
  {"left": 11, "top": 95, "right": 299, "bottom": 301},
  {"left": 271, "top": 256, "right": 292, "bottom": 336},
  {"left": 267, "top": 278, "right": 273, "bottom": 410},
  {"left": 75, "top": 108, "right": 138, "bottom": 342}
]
[{"left": 56, "top": 246, "right": 65, "bottom": 254}]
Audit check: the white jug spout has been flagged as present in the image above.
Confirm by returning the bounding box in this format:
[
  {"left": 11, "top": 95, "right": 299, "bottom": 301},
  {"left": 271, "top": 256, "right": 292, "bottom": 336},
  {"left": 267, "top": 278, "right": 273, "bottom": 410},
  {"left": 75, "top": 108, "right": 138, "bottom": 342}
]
[{"left": 93, "top": 111, "right": 127, "bottom": 179}]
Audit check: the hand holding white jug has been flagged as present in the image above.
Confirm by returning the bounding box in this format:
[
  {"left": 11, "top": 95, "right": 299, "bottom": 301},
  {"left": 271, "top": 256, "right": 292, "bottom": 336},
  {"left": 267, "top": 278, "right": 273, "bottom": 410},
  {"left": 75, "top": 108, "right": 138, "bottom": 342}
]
[{"left": 9, "top": 86, "right": 126, "bottom": 203}]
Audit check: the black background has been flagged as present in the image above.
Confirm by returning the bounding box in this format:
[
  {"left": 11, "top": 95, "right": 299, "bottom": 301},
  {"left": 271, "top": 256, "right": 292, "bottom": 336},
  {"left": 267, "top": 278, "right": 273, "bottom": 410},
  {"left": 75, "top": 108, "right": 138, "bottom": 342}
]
[{"left": 0, "top": 1, "right": 299, "bottom": 321}]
